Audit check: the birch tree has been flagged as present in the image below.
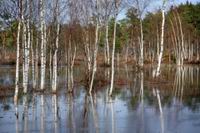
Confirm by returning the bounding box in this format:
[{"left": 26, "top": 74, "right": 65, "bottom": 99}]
[
  {"left": 127, "top": 0, "right": 150, "bottom": 67},
  {"left": 40, "top": 0, "right": 47, "bottom": 90},
  {"left": 14, "top": 0, "right": 22, "bottom": 107},
  {"left": 22, "top": 0, "right": 31, "bottom": 93},
  {"left": 52, "top": 0, "right": 60, "bottom": 92},
  {"left": 109, "top": 0, "right": 121, "bottom": 96},
  {"left": 101, "top": 0, "right": 113, "bottom": 65},
  {"left": 89, "top": 0, "right": 100, "bottom": 94},
  {"left": 153, "top": 0, "right": 167, "bottom": 77}
]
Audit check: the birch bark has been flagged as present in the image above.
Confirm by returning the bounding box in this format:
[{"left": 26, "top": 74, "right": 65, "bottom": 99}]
[
  {"left": 154, "top": 2, "right": 166, "bottom": 77},
  {"left": 109, "top": 0, "right": 119, "bottom": 96}
]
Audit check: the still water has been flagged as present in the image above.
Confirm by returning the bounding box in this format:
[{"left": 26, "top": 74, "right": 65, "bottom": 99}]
[{"left": 0, "top": 65, "right": 200, "bottom": 133}]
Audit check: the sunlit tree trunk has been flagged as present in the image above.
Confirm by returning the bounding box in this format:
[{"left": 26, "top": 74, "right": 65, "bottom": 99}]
[
  {"left": 89, "top": 0, "right": 99, "bottom": 94},
  {"left": 85, "top": 31, "right": 92, "bottom": 73},
  {"left": 154, "top": 2, "right": 166, "bottom": 77},
  {"left": 22, "top": 1, "right": 31, "bottom": 93},
  {"left": 156, "top": 26, "right": 160, "bottom": 60},
  {"left": 105, "top": 21, "right": 110, "bottom": 65},
  {"left": 31, "top": 32, "right": 35, "bottom": 89},
  {"left": 40, "top": 0, "right": 46, "bottom": 90},
  {"left": 52, "top": 23, "right": 60, "bottom": 92},
  {"left": 89, "top": 18, "right": 99, "bottom": 94},
  {"left": 14, "top": 18, "right": 21, "bottom": 103},
  {"left": 35, "top": 37, "right": 39, "bottom": 88},
  {"left": 109, "top": 0, "right": 119, "bottom": 96},
  {"left": 138, "top": 19, "right": 144, "bottom": 67}
]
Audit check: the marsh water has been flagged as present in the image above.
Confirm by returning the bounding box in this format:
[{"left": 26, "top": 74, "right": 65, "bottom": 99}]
[{"left": 0, "top": 65, "right": 200, "bottom": 133}]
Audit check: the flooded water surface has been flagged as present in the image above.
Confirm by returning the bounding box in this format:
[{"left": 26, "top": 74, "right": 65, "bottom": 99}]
[{"left": 0, "top": 65, "right": 200, "bottom": 133}]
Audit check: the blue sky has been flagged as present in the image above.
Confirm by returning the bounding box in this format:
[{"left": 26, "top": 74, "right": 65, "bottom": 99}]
[{"left": 118, "top": 0, "right": 200, "bottom": 20}]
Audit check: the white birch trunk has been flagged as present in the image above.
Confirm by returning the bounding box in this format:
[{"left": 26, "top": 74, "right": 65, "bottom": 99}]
[
  {"left": 197, "top": 41, "right": 199, "bottom": 61},
  {"left": 109, "top": 4, "right": 118, "bottom": 96},
  {"left": 49, "top": 48, "right": 52, "bottom": 81},
  {"left": 89, "top": 20, "right": 99, "bottom": 94},
  {"left": 14, "top": 20, "right": 21, "bottom": 102},
  {"left": 105, "top": 21, "right": 110, "bottom": 65},
  {"left": 22, "top": 13, "right": 30, "bottom": 93},
  {"left": 31, "top": 32, "right": 35, "bottom": 89},
  {"left": 156, "top": 27, "right": 160, "bottom": 59},
  {"left": 70, "top": 46, "right": 76, "bottom": 90},
  {"left": 40, "top": 0, "right": 46, "bottom": 90},
  {"left": 35, "top": 37, "right": 39, "bottom": 89},
  {"left": 177, "top": 11, "right": 186, "bottom": 60},
  {"left": 23, "top": 19, "right": 31, "bottom": 93},
  {"left": 139, "top": 19, "right": 144, "bottom": 67},
  {"left": 85, "top": 31, "right": 91, "bottom": 73},
  {"left": 154, "top": 7, "right": 165, "bottom": 77},
  {"left": 52, "top": 24, "right": 60, "bottom": 92}
]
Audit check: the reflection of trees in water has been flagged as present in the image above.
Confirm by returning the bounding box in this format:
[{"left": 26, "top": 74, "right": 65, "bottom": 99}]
[
  {"left": 67, "top": 94, "right": 75, "bottom": 133},
  {"left": 89, "top": 94, "right": 99, "bottom": 133},
  {"left": 128, "top": 66, "right": 200, "bottom": 111},
  {"left": 156, "top": 89, "right": 164, "bottom": 133},
  {"left": 52, "top": 94, "right": 59, "bottom": 133},
  {"left": 7, "top": 65, "right": 200, "bottom": 132},
  {"left": 40, "top": 94, "right": 45, "bottom": 133},
  {"left": 173, "top": 67, "right": 200, "bottom": 111},
  {"left": 173, "top": 67, "right": 185, "bottom": 103},
  {"left": 22, "top": 95, "right": 28, "bottom": 133}
]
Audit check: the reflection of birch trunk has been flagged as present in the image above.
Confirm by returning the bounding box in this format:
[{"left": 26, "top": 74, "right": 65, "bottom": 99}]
[
  {"left": 83, "top": 94, "right": 89, "bottom": 129},
  {"left": 180, "top": 67, "right": 185, "bottom": 102},
  {"left": 52, "top": 94, "right": 58, "bottom": 133},
  {"left": 32, "top": 93, "right": 36, "bottom": 129},
  {"left": 14, "top": 90, "right": 19, "bottom": 118},
  {"left": 90, "top": 95, "right": 99, "bottom": 133},
  {"left": 156, "top": 90, "right": 164, "bottom": 133},
  {"left": 109, "top": 98, "right": 115, "bottom": 133},
  {"left": 173, "top": 67, "right": 185, "bottom": 101},
  {"left": 15, "top": 110, "right": 19, "bottom": 133},
  {"left": 22, "top": 95, "right": 28, "bottom": 133},
  {"left": 40, "top": 95, "right": 45, "bottom": 133},
  {"left": 68, "top": 94, "right": 75, "bottom": 133},
  {"left": 140, "top": 71, "right": 144, "bottom": 105},
  {"left": 137, "top": 71, "right": 144, "bottom": 133}
]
